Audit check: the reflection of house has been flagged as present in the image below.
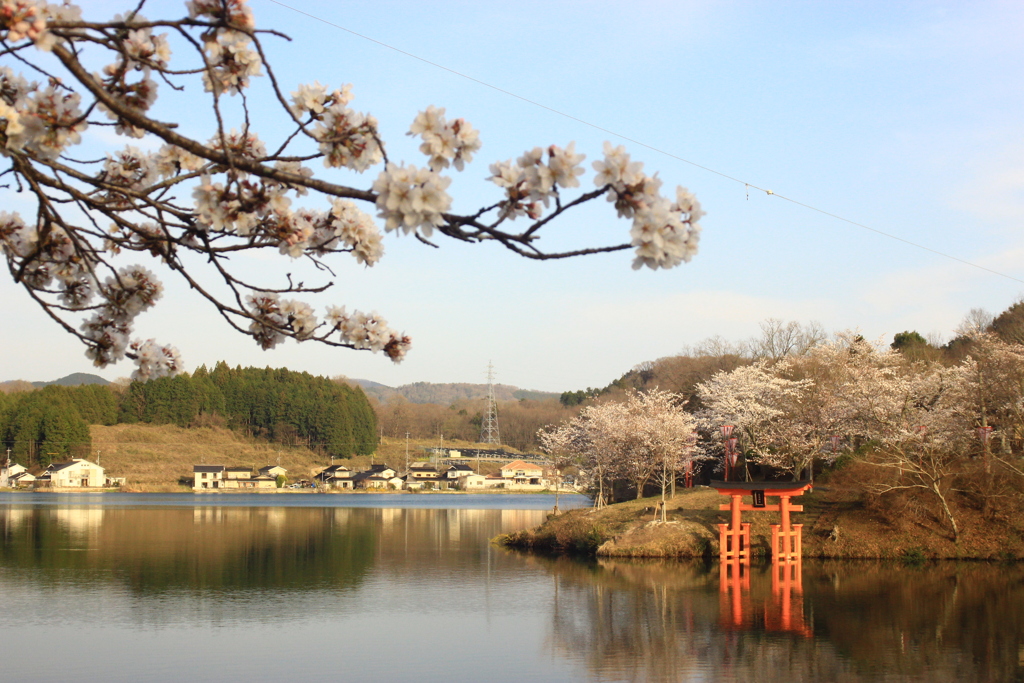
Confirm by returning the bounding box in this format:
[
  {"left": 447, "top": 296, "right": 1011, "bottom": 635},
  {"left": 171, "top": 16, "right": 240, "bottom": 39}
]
[{"left": 37, "top": 459, "right": 105, "bottom": 487}]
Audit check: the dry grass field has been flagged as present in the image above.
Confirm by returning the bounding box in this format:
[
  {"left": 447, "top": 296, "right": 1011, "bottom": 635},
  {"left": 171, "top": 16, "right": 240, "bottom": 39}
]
[{"left": 90, "top": 424, "right": 524, "bottom": 490}]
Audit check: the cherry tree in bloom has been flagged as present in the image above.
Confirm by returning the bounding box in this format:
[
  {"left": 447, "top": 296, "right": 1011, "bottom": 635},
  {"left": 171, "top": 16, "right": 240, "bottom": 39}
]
[
  {"left": 541, "top": 389, "right": 698, "bottom": 507},
  {"left": 0, "top": 1, "right": 705, "bottom": 379},
  {"left": 695, "top": 359, "right": 811, "bottom": 477}
]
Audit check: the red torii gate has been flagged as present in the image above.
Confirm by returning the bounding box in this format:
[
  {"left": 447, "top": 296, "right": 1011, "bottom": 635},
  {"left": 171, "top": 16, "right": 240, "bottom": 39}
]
[{"left": 710, "top": 481, "right": 813, "bottom": 562}]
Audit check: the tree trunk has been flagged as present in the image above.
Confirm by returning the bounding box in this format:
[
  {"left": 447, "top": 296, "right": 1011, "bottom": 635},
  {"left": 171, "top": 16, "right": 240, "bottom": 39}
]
[{"left": 931, "top": 481, "right": 960, "bottom": 543}]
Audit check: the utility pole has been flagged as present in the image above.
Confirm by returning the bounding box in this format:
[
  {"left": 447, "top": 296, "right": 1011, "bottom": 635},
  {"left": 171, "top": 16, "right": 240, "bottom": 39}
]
[{"left": 405, "top": 432, "right": 410, "bottom": 475}]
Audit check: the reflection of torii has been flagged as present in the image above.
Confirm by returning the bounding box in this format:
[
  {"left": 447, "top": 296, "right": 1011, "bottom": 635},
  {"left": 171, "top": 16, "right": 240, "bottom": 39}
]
[{"left": 714, "top": 480, "right": 815, "bottom": 637}]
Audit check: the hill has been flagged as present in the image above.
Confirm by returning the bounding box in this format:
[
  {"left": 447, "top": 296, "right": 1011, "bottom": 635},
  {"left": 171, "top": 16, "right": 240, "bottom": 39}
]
[
  {"left": 32, "top": 372, "right": 111, "bottom": 387},
  {"left": 345, "top": 379, "right": 559, "bottom": 405},
  {"left": 88, "top": 424, "right": 520, "bottom": 491}
]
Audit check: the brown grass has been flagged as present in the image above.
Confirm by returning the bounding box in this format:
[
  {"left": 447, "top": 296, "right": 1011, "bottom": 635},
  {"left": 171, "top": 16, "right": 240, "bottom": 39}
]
[{"left": 91, "top": 425, "right": 526, "bottom": 491}]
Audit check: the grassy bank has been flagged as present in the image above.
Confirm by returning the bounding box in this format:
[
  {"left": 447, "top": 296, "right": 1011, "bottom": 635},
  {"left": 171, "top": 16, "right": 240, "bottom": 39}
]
[
  {"left": 85, "top": 425, "right": 524, "bottom": 491},
  {"left": 499, "top": 466, "right": 1024, "bottom": 560}
]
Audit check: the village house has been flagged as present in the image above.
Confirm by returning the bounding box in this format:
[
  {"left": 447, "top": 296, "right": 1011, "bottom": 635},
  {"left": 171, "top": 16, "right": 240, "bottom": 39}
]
[
  {"left": 245, "top": 474, "right": 277, "bottom": 489},
  {"left": 37, "top": 459, "right": 105, "bottom": 488},
  {"left": 193, "top": 465, "right": 225, "bottom": 490},
  {"left": 224, "top": 466, "right": 254, "bottom": 481},
  {"left": 10, "top": 470, "right": 36, "bottom": 486},
  {"left": 485, "top": 460, "right": 555, "bottom": 491},
  {"left": 258, "top": 465, "right": 287, "bottom": 479},
  {"left": 353, "top": 464, "right": 400, "bottom": 489},
  {"left": 2, "top": 463, "right": 36, "bottom": 487},
  {"left": 2, "top": 462, "right": 27, "bottom": 487},
  {"left": 404, "top": 462, "right": 445, "bottom": 490},
  {"left": 458, "top": 473, "right": 488, "bottom": 490},
  {"left": 445, "top": 463, "right": 474, "bottom": 479},
  {"left": 317, "top": 464, "right": 355, "bottom": 489},
  {"left": 193, "top": 465, "right": 276, "bottom": 490}
]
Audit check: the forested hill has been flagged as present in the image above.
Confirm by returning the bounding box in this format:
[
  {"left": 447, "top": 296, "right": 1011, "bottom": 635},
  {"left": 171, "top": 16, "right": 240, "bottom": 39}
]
[
  {"left": 1, "top": 364, "right": 377, "bottom": 468},
  {"left": 32, "top": 373, "right": 110, "bottom": 388},
  {"left": 348, "top": 379, "right": 558, "bottom": 404}
]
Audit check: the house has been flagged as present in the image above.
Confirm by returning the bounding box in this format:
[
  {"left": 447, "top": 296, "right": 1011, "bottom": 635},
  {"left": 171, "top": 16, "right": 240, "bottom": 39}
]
[
  {"left": 353, "top": 464, "right": 399, "bottom": 489},
  {"left": 259, "top": 465, "right": 287, "bottom": 479},
  {"left": 317, "top": 465, "right": 355, "bottom": 489},
  {"left": 408, "top": 462, "right": 438, "bottom": 479},
  {"left": 404, "top": 462, "right": 444, "bottom": 490},
  {"left": 38, "top": 459, "right": 105, "bottom": 488},
  {"left": 224, "top": 466, "right": 254, "bottom": 481},
  {"left": 9, "top": 471, "right": 36, "bottom": 487},
  {"left": 458, "top": 473, "right": 488, "bottom": 490},
  {"left": 445, "top": 463, "right": 475, "bottom": 480},
  {"left": 496, "top": 460, "right": 553, "bottom": 490},
  {"left": 1, "top": 463, "right": 27, "bottom": 487},
  {"left": 194, "top": 465, "right": 226, "bottom": 490},
  {"left": 247, "top": 474, "right": 277, "bottom": 489}
]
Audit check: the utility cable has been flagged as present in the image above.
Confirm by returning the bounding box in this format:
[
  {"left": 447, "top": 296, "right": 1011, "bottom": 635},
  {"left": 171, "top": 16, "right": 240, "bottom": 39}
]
[{"left": 263, "top": 0, "right": 1024, "bottom": 286}]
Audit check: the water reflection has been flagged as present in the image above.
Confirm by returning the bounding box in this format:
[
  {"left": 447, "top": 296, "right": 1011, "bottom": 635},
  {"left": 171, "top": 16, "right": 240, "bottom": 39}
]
[
  {"left": 536, "top": 554, "right": 1024, "bottom": 682},
  {"left": 2, "top": 502, "right": 1023, "bottom": 682}
]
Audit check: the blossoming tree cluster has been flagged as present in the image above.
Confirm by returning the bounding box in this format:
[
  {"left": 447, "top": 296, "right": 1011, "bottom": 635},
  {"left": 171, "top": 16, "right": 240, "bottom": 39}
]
[
  {"left": 539, "top": 389, "right": 699, "bottom": 508},
  {"left": 0, "top": 0, "right": 704, "bottom": 379},
  {"left": 695, "top": 333, "right": 1024, "bottom": 540}
]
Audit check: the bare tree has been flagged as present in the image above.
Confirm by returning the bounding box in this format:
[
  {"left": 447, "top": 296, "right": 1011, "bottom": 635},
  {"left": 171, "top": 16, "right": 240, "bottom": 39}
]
[{"left": 747, "top": 319, "right": 827, "bottom": 361}]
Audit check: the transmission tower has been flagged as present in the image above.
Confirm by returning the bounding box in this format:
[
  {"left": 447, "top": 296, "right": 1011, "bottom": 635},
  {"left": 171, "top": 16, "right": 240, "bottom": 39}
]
[{"left": 480, "top": 361, "right": 501, "bottom": 445}]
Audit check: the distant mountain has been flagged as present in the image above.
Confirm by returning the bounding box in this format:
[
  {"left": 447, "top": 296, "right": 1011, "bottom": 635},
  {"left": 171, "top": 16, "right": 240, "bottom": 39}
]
[
  {"left": 31, "top": 372, "right": 111, "bottom": 388},
  {"left": 340, "top": 378, "right": 559, "bottom": 405}
]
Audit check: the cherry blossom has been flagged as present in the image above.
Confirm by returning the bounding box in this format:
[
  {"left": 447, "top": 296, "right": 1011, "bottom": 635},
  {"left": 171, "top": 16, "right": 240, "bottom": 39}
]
[
  {"left": 408, "top": 105, "right": 481, "bottom": 172},
  {"left": 372, "top": 163, "right": 452, "bottom": 236},
  {"left": 0, "top": 0, "right": 703, "bottom": 380}
]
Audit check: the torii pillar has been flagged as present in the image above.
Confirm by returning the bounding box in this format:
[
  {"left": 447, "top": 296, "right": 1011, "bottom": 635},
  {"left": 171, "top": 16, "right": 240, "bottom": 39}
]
[{"left": 710, "top": 481, "right": 813, "bottom": 563}]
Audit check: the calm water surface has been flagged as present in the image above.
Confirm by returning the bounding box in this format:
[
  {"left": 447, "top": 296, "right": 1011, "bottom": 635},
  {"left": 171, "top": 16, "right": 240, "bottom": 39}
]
[{"left": 0, "top": 493, "right": 1021, "bottom": 682}]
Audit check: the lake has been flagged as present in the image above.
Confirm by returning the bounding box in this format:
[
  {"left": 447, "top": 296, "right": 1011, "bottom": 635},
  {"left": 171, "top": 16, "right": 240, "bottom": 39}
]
[{"left": 1, "top": 492, "right": 1021, "bottom": 682}]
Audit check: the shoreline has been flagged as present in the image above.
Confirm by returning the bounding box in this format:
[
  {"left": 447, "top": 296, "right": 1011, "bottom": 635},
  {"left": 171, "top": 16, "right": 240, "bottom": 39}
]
[
  {"left": 496, "top": 485, "right": 1024, "bottom": 562},
  {"left": 1, "top": 486, "right": 586, "bottom": 497}
]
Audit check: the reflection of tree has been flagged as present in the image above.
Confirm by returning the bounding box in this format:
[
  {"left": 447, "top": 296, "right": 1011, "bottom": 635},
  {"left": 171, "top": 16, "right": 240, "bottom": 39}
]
[
  {"left": 0, "top": 506, "right": 378, "bottom": 594},
  {"left": 0, "top": 506, "right": 545, "bottom": 595},
  {"left": 535, "top": 557, "right": 1024, "bottom": 682},
  {"left": 808, "top": 562, "right": 1024, "bottom": 681}
]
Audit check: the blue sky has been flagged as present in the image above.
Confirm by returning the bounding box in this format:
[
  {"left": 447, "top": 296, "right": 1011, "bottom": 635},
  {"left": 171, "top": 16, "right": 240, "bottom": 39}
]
[{"left": 2, "top": 0, "right": 1022, "bottom": 392}]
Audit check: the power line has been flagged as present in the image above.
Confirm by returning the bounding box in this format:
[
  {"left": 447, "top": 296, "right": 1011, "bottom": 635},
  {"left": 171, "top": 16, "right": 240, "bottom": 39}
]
[{"left": 262, "top": 0, "right": 1024, "bottom": 286}]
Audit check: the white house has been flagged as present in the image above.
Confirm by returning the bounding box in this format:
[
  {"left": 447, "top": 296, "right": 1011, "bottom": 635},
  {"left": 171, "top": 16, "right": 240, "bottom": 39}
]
[
  {"left": 2, "top": 463, "right": 27, "bottom": 487},
  {"left": 259, "top": 465, "right": 287, "bottom": 479},
  {"left": 458, "top": 473, "right": 488, "bottom": 490},
  {"left": 40, "top": 459, "right": 105, "bottom": 488},
  {"left": 494, "top": 460, "right": 554, "bottom": 490},
  {"left": 193, "top": 465, "right": 225, "bottom": 490}
]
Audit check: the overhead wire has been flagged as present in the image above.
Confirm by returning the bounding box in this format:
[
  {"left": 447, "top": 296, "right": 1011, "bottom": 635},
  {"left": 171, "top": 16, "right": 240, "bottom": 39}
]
[{"left": 262, "top": 0, "right": 1024, "bottom": 286}]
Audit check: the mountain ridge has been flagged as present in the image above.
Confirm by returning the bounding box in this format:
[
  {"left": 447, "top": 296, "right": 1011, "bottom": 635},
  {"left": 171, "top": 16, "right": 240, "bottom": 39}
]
[{"left": 343, "top": 378, "right": 559, "bottom": 405}]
